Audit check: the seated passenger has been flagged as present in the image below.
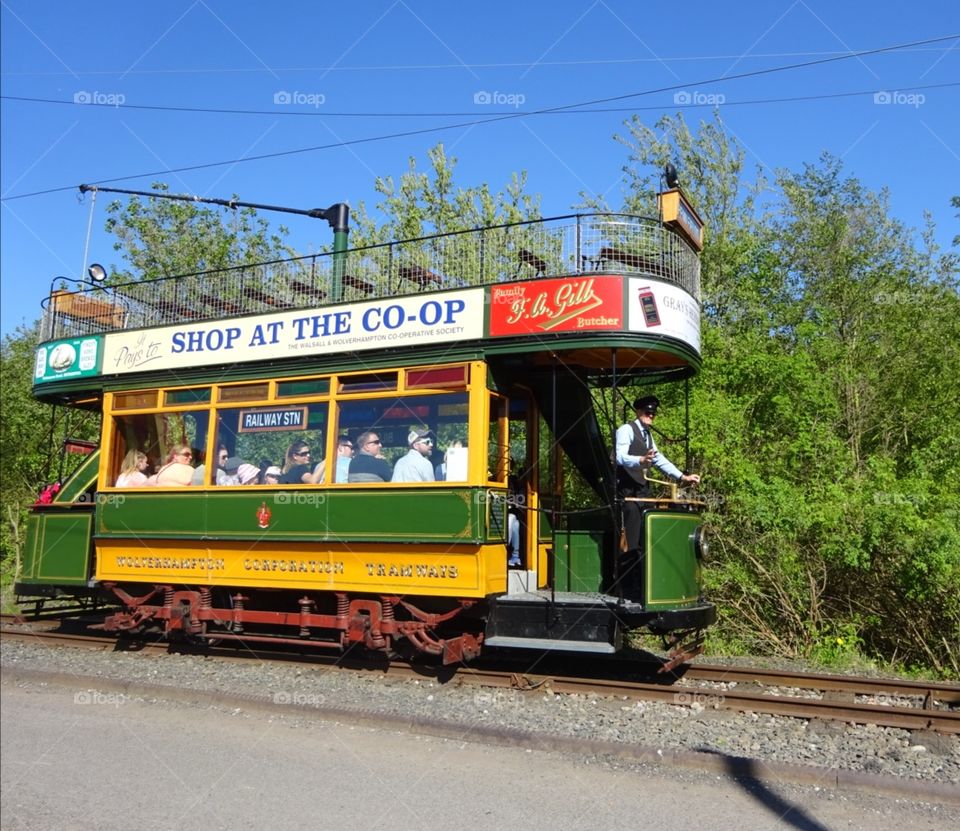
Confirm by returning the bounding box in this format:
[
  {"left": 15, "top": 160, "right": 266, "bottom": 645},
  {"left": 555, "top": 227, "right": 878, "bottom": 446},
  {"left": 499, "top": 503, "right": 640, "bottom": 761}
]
[
  {"left": 220, "top": 456, "right": 243, "bottom": 485},
  {"left": 347, "top": 431, "right": 392, "bottom": 483},
  {"left": 115, "top": 450, "right": 149, "bottom": 487},
  {"left": 237, "top": 463, "right": 260, "bottom": 485},
  {"left": 434, "top": 439, "right": 463, "bottom": 481},
  {"left": 148, "top": 445, "right": 196, "bottom": 486},
  {"left": 259, "top": 461, "right": 281, "bottom": 485},
  {"left": 280, "top": 440, "right": 323, "bottom": 484},
  {"left": 191, "top": 445, "right": 230, "bottom": 486},
  {"left": 313, "top": 436, "right": 355, "bottom": 484},
  {"left": 392, "top": 428, "right": 436, "bottom": 483}
]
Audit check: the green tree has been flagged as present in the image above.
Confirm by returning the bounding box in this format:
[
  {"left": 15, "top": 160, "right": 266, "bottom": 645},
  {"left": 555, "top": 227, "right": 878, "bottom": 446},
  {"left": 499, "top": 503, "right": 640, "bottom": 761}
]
[{"left": 103, "top": 182, "right": 296, "bottom": 282}]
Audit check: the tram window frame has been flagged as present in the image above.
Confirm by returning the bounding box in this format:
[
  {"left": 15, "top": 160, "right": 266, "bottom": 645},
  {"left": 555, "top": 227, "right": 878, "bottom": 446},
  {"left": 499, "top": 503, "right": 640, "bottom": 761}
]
[
  {"left": 101, "top": 361, "right": 481, "bottom": 490},
  {"left": 108, "top": 407, "right": 210, "bottom": 488},
  {"left": 214, "top": 401, "right": 329, "bottom": 486},
  {"left": 336, "top": 391, "right": 470, "bottom": 483}
]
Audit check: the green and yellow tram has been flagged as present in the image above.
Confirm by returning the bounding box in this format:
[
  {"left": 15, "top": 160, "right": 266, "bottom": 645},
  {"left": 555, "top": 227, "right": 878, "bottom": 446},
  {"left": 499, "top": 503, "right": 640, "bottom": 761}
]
[{"left": 18, "top": 203, "right": 715, "bottom": 666}]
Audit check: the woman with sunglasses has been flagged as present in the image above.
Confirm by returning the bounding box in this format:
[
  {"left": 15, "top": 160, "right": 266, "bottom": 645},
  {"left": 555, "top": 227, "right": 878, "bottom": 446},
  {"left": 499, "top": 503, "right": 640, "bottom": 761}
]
[
  {"left": 280, "top": 439, "right": 324, "bottom": 485},
  {"left": 148, "top": 444, "right": 196, "bottom": 487}
]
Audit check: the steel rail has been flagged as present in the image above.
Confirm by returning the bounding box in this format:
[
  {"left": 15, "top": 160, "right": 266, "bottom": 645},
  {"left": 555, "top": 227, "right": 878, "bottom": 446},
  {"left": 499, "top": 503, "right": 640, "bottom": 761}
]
[{"left": 3, "top": 617, "right": 957, "bottom": 735}]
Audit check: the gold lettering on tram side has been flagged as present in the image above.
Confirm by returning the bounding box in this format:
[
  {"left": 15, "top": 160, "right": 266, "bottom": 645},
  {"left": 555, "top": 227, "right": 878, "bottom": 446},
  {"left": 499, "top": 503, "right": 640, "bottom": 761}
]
[
  {"left": 242, "top": 559, "right": 345, "bottom": 574},
  {"left": 365, "top": 562, "right": 460, "bottom": 579},
  {"left": 115, "top": 556, "right": 226, "bottom": 571}
]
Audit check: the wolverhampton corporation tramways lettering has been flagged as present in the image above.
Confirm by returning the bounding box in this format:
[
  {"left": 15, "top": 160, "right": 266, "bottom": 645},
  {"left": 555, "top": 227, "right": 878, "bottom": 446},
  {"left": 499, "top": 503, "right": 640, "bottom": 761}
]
[{"left": 365, "top": 563, "right": 460, "bottom": 579}]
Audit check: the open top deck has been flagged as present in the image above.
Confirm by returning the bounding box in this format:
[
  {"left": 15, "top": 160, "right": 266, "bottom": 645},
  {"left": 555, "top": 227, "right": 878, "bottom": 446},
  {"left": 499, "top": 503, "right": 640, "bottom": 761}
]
[{"left": 34, "top": 213, "right": 702, "bottom": 396}]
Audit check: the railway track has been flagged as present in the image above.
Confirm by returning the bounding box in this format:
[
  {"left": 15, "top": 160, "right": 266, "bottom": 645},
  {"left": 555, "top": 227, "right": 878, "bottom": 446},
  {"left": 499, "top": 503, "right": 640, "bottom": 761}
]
[{"left": 3, "top": 613, "right": 958, "bottom": 734}]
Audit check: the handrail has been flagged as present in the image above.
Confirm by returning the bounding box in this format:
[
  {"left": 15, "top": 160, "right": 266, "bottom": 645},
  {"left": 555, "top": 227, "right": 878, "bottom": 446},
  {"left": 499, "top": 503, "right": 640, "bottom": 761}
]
[{"left": 41, "top": 213, "right": 700, "bottom": 342}]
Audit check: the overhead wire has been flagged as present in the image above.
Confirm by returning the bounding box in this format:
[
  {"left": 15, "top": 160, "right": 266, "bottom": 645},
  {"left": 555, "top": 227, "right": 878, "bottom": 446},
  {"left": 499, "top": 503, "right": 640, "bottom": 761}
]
[{"left": 2, "top": 33, "right": 957, "bottom": 202}]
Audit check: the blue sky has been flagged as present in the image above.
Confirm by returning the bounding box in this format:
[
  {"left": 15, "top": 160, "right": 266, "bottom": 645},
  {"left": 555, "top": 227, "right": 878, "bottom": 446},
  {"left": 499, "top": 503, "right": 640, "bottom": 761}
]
[{"left": 2, "top": 1, "right": 958, "bottom": 336}]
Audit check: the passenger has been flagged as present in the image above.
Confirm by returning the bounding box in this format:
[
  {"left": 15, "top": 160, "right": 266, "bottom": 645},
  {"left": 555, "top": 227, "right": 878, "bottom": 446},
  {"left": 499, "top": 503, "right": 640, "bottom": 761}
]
[
  {"left": 280, "top": 440, "right": 322, "bottom": 484},
  {"left": 220, "top": 456, "right": 243, "bottom": 485},
  {"left": 115, "top": 450, "right": 149, "bottom": 487},
  {"left": 507, "top": 472, "right": 522, "bottom": 567},
  {"left": 191, "top": 444, "right": 230, "bottom": 486},
  {"left": 260, "top": 461, "right": 281, "bottom": 485},
  {"left": 347, "top": 431, "right": 392, "bottom": 483},
  {"left": 148, "top": 445, "right": 196, "bottom": 487},
  {"left": 434, "top": 439, "right": 463, "bottom": 481},
  {"left": 616, "top": 395, "right": 700, "bottom": 557},
  {"left": 236, "top": 463, "right": 260, "bottom": 485},
  {"left": 392, "top": 428, "right": 436, "bottom": 482},
  {"left": 311, "top": 436, "right": 353, "bottom": 483},
  {"left": 334, "top": 436, "right": 355, "bottom": 483}
]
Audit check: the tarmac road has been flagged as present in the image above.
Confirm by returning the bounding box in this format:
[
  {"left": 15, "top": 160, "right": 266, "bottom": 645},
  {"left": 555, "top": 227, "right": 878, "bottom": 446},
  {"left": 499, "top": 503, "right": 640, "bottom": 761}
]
[{"left": 1, "top": 676, "right": 956, "bottom": 831}]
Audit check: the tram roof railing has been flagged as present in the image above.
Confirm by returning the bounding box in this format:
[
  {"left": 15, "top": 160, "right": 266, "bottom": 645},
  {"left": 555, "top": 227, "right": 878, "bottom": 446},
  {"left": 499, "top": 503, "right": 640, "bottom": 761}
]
[{"left": 41, "top": 213, "right": 700, "bottom": 342}]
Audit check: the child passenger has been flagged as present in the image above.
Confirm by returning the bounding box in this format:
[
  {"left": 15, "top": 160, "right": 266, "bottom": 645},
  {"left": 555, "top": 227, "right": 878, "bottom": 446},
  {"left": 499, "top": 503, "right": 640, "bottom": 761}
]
[{"left": 115, "top": 450, "right": 149, "bottom": 487}]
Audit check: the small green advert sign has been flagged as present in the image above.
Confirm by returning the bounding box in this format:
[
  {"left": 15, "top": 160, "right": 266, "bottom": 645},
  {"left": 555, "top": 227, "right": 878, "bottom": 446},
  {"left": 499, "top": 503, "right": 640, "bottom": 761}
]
[{"left": 34, "top": 336, "right": 102, "bottom": 383}]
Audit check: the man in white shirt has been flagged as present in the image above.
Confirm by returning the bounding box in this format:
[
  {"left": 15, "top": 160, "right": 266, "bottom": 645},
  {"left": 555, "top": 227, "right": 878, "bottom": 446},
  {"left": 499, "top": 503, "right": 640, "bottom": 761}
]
[
  {"left": 391, "top": 428, "right": 437, "bottom": 482},
  {"left": 615, "top": 395, "right": 700, "bottom": 561}
]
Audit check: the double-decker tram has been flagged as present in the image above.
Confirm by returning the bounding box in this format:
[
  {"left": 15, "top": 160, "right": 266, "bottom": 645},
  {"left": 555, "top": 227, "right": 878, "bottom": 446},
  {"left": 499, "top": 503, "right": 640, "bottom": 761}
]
[{"left": 19, "top": 199, "right": 715, "bottom": 667}]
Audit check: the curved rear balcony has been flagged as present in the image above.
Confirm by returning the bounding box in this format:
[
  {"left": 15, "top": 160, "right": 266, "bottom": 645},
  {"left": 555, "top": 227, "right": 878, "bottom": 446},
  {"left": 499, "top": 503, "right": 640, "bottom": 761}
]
[{"left": 41, "top": 213, "right": 700, "bottom": 342}]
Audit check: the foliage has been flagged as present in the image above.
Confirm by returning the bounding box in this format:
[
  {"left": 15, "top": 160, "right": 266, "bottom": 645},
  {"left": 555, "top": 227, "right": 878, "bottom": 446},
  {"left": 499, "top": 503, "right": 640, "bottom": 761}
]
[
  {"left": 0, "top": 324, "right": 100, "bottom": 604},
  {"left": 103, "top": 182, "right": 296, "bottom": 282},
  {"left": 596, "top": 117, "right": 960, "bottom": 675}
]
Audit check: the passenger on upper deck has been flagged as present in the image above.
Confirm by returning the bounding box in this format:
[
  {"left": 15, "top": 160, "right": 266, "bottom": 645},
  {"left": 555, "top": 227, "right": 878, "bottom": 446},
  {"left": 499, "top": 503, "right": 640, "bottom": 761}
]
[
  {"left": 334, "top": 436, "right": 355, "bottom": 483},
  {"left": 280, "top": 440, "right": 323, "bottom": 485},
  {"left": 149, "top": 445, "right": 196, "bottom": 487},
  {"left": 115, "top": 450, "right": 150, "bottom": 487},
  {"left": 191, "top": 444, "right": 231, "bottom": 486},
  {"left": 347, "top": 431, "right": 392, "bottom": 483},
  {"left": 260, "top": 462, "right": 281, "bottom": 485},
  {"left": 392, "top": 428, "right": 436, "bottom": 482}
]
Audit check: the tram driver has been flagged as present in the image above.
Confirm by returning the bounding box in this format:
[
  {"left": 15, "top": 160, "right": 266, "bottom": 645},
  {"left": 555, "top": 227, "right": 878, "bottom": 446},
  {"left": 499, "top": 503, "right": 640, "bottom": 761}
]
[{"left": 616, "top": 395, "right": 700, "bottom": 564}]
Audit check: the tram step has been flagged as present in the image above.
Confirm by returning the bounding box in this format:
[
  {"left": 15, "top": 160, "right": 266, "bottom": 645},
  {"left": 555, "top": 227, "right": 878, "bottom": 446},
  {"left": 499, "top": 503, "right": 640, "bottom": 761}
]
[{"left": 484, "top": 636, "right": 616, "bottom": 654}]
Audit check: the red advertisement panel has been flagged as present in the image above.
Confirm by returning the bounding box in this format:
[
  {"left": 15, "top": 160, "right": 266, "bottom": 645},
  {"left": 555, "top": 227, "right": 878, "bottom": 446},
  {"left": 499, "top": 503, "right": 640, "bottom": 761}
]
[{"left": 489, "top": 276, "right": 624, "bottom": 337}]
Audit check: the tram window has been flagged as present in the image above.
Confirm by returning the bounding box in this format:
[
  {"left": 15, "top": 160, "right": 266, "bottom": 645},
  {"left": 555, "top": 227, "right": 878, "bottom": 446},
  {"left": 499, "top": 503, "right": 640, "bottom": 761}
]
[
  {"left": 214, "top": 402, "right": 328, "bottom": 483},
  {"left": 337, "top": 393, "right": 468, "bottom": 480},
  {"left": 110, "top": 409, "right": 209, "bottom": 486},
  {"left": 277, "top": 378, "right": 329, "bottom": 398},
  {"left": 113, "top": 390, "right": 157, "bottom": 410},
  {"left": 165, "top": 387, "right": 211, "bottom": 406},
  {"left": 338, "top": 372, "right": 398, "bottom": 393},
  {"left": 406, "top": 365, "right": 469, "bottom": 389},
  {"left": 218, "top": 383, "right": 271, "bottom": 403},
  {"left": 487, "top": 394, "right": 508, "bottom": 483}
]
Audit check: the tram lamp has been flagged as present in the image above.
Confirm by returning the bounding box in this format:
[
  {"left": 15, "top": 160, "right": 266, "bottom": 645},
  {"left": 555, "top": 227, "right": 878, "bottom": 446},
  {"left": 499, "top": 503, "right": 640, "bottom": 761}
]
[
  {"left": 664, "top": 162, "right": 680, "bottom": 190},
  {"left": 87, "top": 263, "right": 107, "bottom": 283}
]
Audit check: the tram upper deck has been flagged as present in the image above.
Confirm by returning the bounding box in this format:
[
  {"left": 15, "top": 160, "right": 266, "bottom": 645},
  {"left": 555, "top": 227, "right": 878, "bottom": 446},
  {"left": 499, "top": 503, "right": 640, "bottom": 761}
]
[{"left": 34, "top": 213, "right": 702, "bottom": 398}]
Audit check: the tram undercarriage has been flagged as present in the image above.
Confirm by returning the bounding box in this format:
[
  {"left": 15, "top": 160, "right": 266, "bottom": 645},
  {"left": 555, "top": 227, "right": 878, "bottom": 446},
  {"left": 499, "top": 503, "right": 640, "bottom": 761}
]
[{"left": 92, "top": 581, "right": 715, "bottom": 667}]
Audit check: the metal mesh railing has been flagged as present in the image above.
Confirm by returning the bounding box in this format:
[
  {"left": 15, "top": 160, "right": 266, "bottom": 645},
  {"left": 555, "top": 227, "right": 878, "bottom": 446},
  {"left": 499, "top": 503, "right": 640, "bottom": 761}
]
[{"left": 41, "top": 213, "right": 700, "bottom": 341}]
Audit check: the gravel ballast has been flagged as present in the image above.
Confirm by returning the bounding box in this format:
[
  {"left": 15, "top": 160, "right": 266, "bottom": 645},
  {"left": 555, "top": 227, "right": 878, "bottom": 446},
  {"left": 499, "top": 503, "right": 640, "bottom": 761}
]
[{"left": 2, "top": 640, "right": 957, "bottom": 788}]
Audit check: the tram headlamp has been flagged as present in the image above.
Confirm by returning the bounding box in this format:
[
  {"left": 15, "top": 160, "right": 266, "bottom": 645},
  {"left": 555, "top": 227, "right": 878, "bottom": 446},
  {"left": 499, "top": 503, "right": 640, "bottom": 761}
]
[
  {"left": 693, "top": 526, "right": 710, "bottom": 562},
  {"left": 87, "top": 263, "right": 107, "bottom": 283}
]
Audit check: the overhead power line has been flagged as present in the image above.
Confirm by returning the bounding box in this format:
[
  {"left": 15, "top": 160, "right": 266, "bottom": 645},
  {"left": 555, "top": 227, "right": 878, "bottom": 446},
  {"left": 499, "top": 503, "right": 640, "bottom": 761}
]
[{"left": 2, "top": 33, "right": 957, "bottom": 203}]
